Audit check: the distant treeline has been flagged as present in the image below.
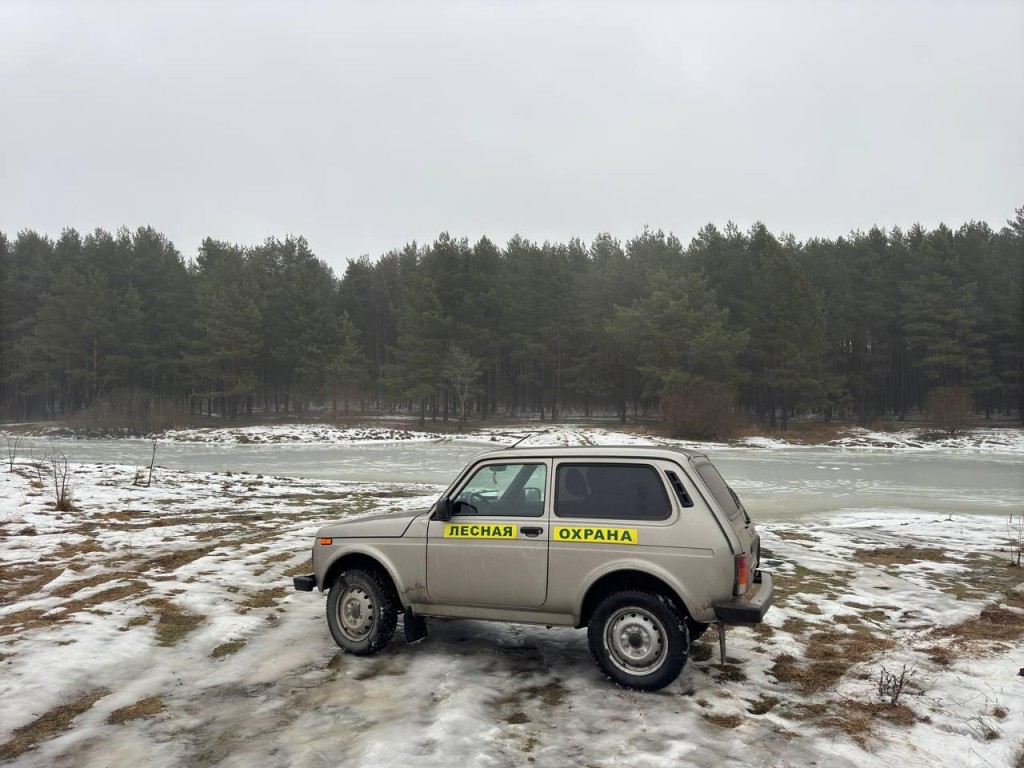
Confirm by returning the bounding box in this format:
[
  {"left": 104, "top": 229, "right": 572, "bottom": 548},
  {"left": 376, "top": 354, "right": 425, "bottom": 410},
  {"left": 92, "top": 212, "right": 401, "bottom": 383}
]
[{"left": 1, "top": 211, "right": 1021, "bottom": 430}]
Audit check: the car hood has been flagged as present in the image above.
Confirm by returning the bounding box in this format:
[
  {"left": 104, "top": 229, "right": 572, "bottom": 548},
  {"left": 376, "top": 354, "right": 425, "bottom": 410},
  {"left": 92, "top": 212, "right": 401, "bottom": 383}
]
[{"left": 317, "top": 508, "right": 426, "bottom": 539}]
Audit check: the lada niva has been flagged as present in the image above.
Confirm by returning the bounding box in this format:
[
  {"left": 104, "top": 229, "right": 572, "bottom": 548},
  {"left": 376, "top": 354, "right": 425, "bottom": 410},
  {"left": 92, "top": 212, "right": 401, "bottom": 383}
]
[{"left": 294, "top": 445, "right": 773, "bottom": 690}]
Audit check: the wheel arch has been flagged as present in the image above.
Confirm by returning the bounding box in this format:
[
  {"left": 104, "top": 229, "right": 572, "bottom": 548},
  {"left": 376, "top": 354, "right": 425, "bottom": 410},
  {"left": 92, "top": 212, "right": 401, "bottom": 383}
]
[
  {"left": 323, "top": 550, "right": 402, "bottom": 607},
  {"left": 576, "top": 568, "right": 693, "bottom": 629}
]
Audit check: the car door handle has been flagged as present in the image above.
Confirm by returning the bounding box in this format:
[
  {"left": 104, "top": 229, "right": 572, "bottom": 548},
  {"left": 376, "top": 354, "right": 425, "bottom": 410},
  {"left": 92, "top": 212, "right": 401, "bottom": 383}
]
[{"left": 521, "top": 527, "right": 544, "bottom": 537}]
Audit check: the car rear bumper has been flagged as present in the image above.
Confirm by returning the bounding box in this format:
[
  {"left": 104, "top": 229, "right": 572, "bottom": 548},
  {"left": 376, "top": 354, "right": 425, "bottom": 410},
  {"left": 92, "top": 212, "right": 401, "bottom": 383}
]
[
  {"left": 293, "top": 574, "right": 317, "bottom": 592},
  {"left": 713, "top": 570, "right": 773, "bottom": 623}
]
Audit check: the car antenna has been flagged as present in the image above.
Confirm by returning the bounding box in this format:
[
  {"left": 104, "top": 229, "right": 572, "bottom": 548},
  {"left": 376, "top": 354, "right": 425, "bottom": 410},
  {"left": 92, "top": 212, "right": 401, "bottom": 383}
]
[{"left": 507, "top": 429, "right": 549, "bottom": 449}]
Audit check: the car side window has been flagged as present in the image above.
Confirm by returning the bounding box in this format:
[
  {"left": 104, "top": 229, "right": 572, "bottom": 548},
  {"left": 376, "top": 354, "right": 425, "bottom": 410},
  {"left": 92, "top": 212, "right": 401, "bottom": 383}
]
[
  {"left": 692, "top": 459, "right": 741, "bottom": 520},
  {"left": 454, "top": 463, "right": 546, "bottom": 517},
  {"left": 554, "top": 464, "right": 671, "bottom": 521}
]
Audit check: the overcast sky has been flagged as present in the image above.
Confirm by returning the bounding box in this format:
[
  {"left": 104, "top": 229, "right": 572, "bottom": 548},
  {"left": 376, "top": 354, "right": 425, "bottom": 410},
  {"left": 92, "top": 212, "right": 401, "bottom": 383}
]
[{"left": 1, "top": 0, "right": 1021, "bottom": 273}]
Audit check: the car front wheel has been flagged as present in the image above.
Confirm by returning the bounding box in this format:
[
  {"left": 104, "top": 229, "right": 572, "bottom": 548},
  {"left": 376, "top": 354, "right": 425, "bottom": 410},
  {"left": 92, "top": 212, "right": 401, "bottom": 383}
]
[
  {"left": 587, "top": 591, "right": 689, "bottom": 691},
  {"left": 326, "top": 569, "right": 397, "bottom": 656}
]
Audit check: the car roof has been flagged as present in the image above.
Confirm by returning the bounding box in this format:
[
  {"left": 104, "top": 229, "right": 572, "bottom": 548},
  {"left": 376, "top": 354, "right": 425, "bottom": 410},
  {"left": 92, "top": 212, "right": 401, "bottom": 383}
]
[{"left": 472, "top": 444, "right": 706, "bottom": 462}]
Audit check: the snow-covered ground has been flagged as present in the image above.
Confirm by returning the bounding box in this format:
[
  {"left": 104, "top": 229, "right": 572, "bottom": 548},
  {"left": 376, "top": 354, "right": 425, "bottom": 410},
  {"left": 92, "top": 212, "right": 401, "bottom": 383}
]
[
  {"left": 141, "top": 421, "right": 1024, "bottom": 454},
  {"left": 1, "top": 427, "right": 1023, "bottom": 767}
]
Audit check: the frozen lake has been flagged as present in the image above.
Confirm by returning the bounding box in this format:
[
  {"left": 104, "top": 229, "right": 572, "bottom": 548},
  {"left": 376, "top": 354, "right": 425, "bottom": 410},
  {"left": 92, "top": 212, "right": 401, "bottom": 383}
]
[{"left": 15, "top": 434, "right": 1022, "bottom": 521}]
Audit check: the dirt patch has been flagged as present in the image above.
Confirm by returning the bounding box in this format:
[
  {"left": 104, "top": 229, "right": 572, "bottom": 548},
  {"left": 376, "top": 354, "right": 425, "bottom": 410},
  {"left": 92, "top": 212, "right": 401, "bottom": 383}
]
[
  {"left": 0, "top": 688, "right": 109, "bottom": 760},
  {"left": 107, "top": 696, "right": 165, "bottom": 724},
  {"left": 490, "top": 680, "right": 567, "bottom": 713}
]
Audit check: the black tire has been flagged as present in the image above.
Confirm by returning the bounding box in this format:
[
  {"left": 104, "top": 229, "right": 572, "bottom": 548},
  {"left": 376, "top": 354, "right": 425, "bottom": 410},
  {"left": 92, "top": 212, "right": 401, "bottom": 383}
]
[
  {"left": 587, "top": 590, "right": 690, "bottom": 691},
  {"left": 326, "top": 569, "right": 397, "bottom": 656}
]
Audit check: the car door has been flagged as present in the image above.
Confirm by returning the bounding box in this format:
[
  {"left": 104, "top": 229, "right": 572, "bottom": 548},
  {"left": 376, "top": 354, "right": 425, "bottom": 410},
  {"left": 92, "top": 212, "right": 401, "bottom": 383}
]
[
  {"left": 546, "top": 459, "right": 711, "bottom": 614},
  {"left": 426, "top": 459, "right": 550, "bottom": 608}
]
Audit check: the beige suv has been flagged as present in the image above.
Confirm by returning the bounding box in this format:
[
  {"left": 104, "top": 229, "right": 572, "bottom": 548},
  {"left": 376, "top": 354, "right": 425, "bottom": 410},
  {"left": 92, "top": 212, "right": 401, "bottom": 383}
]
[{"left": 294, "top": 446, "right": 773, "bottom": 690}]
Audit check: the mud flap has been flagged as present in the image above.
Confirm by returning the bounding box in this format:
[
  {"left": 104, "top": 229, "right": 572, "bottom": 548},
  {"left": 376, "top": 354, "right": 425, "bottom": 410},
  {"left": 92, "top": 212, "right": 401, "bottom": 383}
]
[
  {"left": 718, "top": 622, "right": 726, "bottom": 665},
  {"left": 404, "top": 608, "right": 428, "bottom": 644}
]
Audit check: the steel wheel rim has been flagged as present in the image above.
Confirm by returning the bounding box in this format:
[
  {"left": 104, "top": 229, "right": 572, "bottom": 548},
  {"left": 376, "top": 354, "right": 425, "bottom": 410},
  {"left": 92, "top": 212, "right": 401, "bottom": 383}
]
[
  {"left": 337, "top": 585, "right": 375, "bottom": 641},
  {"left": 604, "top": 607, "right": 668, "bottom": 675}
]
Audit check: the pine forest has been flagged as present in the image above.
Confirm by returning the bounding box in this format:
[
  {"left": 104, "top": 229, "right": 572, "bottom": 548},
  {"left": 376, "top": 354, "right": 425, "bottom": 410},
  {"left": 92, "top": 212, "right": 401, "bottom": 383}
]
[{"left": 1, "top": 210, "right": 1021, "bottom": 435}]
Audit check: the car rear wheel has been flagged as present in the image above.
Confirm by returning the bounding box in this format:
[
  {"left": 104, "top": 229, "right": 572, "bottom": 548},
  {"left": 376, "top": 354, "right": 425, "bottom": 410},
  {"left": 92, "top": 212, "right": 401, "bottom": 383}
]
[
  {"left": 326, "top": 568, "right": 397, "bottom": 655},
  {"left": 587, "top": 590, "right": 689, "bottom": 691}
]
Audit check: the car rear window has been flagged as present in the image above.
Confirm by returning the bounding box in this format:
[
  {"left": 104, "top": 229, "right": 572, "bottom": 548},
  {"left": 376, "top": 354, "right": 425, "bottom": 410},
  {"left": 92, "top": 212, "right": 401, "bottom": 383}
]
[
  {"left": 555, "top": 464, "right": 671, "bottom": 521},
  {"left": 693, "top": 460, "right": 741, "bottom": 519}
]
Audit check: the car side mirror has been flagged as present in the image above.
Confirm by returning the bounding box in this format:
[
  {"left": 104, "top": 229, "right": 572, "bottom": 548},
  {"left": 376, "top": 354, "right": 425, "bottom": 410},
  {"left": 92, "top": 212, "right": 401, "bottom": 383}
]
[{"left": 436, "top": 498, "right": 454, "bottom": 522}]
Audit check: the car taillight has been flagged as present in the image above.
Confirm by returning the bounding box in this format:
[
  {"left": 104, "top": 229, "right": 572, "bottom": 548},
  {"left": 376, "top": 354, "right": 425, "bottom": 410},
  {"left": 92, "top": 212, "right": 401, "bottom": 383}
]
[{"left": 734, "top": 553, "right": 750, "bottom": 596}]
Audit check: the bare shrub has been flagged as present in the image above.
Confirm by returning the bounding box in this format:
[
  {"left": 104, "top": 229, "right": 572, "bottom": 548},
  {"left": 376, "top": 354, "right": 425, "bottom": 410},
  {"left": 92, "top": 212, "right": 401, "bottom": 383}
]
[
  {"left": 5, "top": 435, "right": 21, "bottom": 472},
  {"left": 49, "top": 448, "right": 75, "bottom": 512},
  {"left": 1008, "top": 512, "right": 1023, "bottom": 567},
  {"left": 661, "top": 380, "right": 745, "bottom": 441},
  {"left": 878, "top": 664, "right": 914, "bottom": 705},
  {"left": 924, "top": 387, "right": 971, "bottom": 435}
]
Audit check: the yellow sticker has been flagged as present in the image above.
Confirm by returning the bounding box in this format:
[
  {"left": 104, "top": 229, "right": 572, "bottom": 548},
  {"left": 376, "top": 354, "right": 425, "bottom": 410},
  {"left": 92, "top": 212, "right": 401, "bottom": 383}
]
[
  {"left": 554, "top": 526, "right": 638, "bottom": 545},
  {"left": 444, "top": 523, "right": 518, "bottom": 539}
]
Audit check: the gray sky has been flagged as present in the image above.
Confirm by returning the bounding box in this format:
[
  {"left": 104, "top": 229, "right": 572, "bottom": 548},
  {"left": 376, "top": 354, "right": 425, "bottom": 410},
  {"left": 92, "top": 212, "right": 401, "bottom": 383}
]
[{"left": 2, "top": 0, "right": 1022, "bottom": 274}]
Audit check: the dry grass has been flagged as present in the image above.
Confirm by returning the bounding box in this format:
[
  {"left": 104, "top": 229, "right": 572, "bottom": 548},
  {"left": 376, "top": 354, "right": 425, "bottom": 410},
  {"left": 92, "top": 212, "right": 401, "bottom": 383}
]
[
  {"left": 107, "top": 696, "right": 165, "bottom": 724},
  {"left": 239, "top": 587, "right": 288, "bottom": 612},
  {"left": 56, "top": 539, "right": 106, "bottom": 558},
  {"left": 140, "top": 546, "right": 215, "bottom": 573},
  {"left": 934, "top": 598, "right": 1024, "bottom": 646},
  {"left": 747, "top": 696, "right": 780, "bottom": 715},
  {"left": 49, "top": 571, "right": 135, "bottom": 598},
  {"left": 774, "top": 530, "right": 817, "bottom": 543},
  {"left": 703, "top": 713, "right": 743, "bottom": 728},
  {"left": 852, "top": 546, "right": 950, "bottom": 566},
  {"left": 820, "top": 701, "right": 917, "bottom": 749},
  {"left": 771, "top": 626, "right": 894, "bottom": 695},
  {"left": 0, "top": 564, "right": 64, "bottom": 602},
  {"left": 283, "top": 559, "right": 313, "bottom": 578},
  {"left": 143, "top": 598, "right": 205, "bottom": 645},
  {"left": 211, "top": 639, "right": 246, "bottom": 658},
  {"left": 781, "top": 616, "right": 815, "bottom": 635},
  {"left": 0, "top": 689, "right": 109, "bottom": 760},
  {"left": 0, "top": 608, "right": 47, "bottom": 637}
]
